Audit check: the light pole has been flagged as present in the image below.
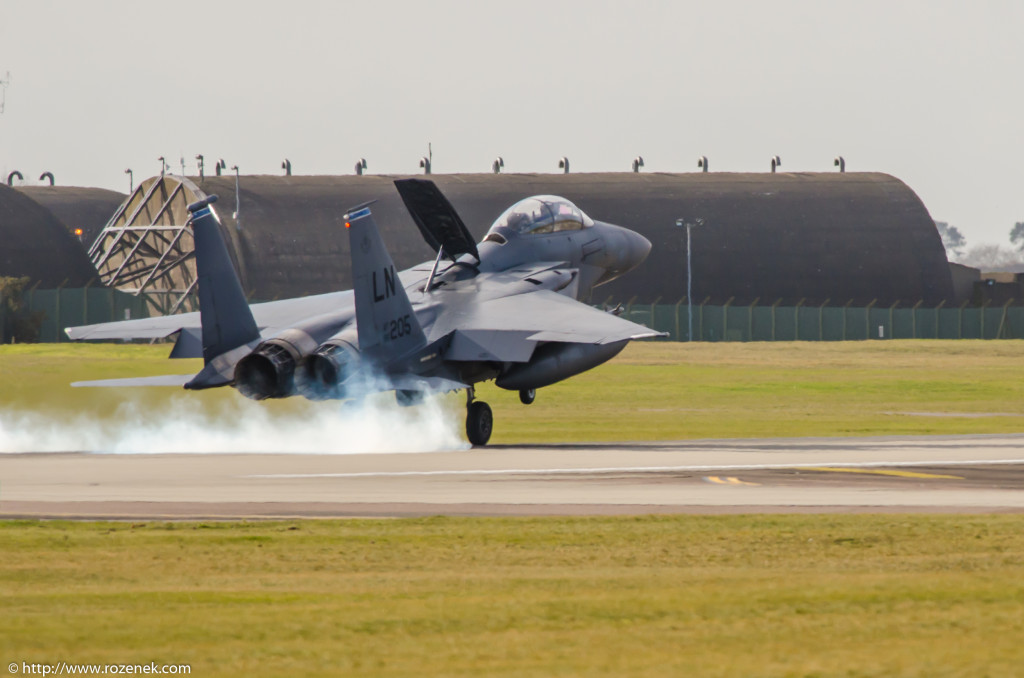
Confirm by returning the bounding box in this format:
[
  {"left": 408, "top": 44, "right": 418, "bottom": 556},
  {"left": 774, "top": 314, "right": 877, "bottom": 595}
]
[
  {"left": 676, "top": 217, "right": 705, "bottom": 341},
  {"left": 230, "top": 165, "right": 240, "bottom": 229}
]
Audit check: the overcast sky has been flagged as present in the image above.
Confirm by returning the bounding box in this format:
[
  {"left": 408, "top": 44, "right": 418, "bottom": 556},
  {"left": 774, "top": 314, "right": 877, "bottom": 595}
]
[{"left": 1, "top": 0, "right": 1021, "bottom": 246}]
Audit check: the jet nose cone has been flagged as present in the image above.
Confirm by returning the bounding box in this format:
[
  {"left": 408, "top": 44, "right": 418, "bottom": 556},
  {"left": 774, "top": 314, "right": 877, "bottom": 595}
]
[
  {"left": 627, "top": 229, "right": 652, "bottom": 269},
  {"left": 612, "top": 226, "right": 651, "bottom": 276}
]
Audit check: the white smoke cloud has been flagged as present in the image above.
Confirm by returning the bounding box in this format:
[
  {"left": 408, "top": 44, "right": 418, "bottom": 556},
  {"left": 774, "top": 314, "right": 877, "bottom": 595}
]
[{"left": 0, "top": 392, "right": 469, "bottom": 454}]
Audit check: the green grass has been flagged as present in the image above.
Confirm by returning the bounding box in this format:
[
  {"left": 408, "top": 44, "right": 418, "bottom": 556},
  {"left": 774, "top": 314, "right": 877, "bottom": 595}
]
[
  {"left": 4, "top": 340, "right": 1024, "bottom": 443},
  {"left": 2, "top": 516, "right": 1023, "bottom": 677},
  {"left": 5, "top": 345, "right": 1024, "bottom": 675}
]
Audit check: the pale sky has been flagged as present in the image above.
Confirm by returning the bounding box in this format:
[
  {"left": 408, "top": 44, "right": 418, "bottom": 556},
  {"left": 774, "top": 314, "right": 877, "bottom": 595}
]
[{"left": 1, "top": 0, "right": 1022, "bottom": 246}]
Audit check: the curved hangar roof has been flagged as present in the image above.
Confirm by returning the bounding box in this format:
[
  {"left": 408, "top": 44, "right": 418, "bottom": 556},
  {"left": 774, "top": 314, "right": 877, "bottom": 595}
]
[
  {"left": 15, "top": 185, "right": 126, "bottom": 245},
  {"left": 189, "top": 172, "right": 951, "bottom": 306},
  {"left": 0, "top": 183, "right": 100, "bottom": 287}
]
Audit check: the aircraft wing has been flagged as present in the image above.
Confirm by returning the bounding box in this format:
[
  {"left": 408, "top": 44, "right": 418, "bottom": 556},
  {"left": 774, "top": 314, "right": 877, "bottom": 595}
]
[
  {"left": 441, "top": 289, "right": 665, "bottom": 362},
  {"left": 65, "top": 291, "right": 355, "bottom": 346}
]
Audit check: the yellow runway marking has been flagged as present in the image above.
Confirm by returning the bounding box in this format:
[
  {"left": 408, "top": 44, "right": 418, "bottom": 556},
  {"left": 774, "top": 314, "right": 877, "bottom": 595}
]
[
  {"left": 704, "top": 476, "right": 760, "bottom": 486},
  {"left": 803, "top": 467, "right": 964, "bottom": 480}
]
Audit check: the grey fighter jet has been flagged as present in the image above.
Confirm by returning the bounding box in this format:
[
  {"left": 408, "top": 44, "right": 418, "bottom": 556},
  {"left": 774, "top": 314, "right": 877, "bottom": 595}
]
[{"left": 66, "top": 179, "right": 662, "bottom": 445}]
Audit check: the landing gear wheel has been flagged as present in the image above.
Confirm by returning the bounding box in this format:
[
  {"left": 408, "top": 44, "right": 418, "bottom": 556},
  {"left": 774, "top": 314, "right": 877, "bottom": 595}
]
[
  {"left": 519, "top": 388, "right": 536, "bottom": 405},
  {"left": 466, "top": 401, "right": 493, "bottom": 446}
]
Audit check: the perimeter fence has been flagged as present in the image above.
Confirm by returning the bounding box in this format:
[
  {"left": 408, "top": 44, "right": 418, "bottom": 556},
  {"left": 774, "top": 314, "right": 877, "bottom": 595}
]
[
  {"left": 1, "top": 286, "right": 153, "bottom": 343},
  {"left": 4, "top": 287, "right": 1024, "bottom": 343},
  {"left": 619, "top": 300, "right": 1024, "bottom": 342}
]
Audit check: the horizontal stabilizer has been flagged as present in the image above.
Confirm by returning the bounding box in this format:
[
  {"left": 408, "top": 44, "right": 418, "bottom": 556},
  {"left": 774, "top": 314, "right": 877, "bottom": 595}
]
[
  {"left": 72, "top": 374, "right": 195, "bottom": 388},
  {"left": 394, "top": 179, "right": 480, "bottom": 262},
  {"left": 65, "top": 312, "right": 199, "bottom": 341}
]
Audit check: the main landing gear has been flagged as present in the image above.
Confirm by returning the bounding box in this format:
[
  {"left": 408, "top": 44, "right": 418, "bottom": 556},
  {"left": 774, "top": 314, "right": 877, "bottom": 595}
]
[
  {"left": 465, "top": 386, "right": 493, "bottom": 446},
  {"left": 465, "top": 386, "right": 538, "bottom": 446}
]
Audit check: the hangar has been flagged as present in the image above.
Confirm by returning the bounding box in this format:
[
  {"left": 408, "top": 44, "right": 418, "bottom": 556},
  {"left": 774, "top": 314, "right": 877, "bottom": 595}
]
[
  {"left": 15, "top": 184, "right": 125, "bottom": 246},
  {"left": 0, "top": 183, "right": 100, "bottom": 287},
  {"left": 84, "top": 171, "right": 952, "bottom": 313}
]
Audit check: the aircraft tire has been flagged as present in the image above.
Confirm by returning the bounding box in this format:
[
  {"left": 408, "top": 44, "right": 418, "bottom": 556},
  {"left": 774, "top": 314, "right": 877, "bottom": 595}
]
[
  {"left": 466, "top": 401, "right": 493, "bottom": 446},
  {"left": 519, "top": 388, "right": 536, "bottom": 405}
]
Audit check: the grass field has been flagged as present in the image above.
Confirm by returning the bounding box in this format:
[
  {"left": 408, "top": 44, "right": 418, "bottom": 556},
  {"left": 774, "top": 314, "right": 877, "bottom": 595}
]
[
  {"left": 4, "top": 341, "right": 1024, "bottom": 676},
  {"left": 2, "top": 516, "right": 1024, "bottom": 677},
  {"left": 3, "top": 340, "right": 1024, "bottom": 443}
]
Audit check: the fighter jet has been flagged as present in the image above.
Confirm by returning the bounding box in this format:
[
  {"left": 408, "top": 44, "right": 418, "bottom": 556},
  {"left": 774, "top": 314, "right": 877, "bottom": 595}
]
[{"left": 66, "top": 179, "right": 662, "bottom": 445}]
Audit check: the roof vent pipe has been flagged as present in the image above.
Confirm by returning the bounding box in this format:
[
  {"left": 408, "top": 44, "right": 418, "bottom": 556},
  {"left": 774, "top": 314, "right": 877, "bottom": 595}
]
[
  {"left": 355, "top": 158, "right": 367, "bottom": 175},
  {"left": 158, "top": 156, "right": 168, "bottom": 177},
  {"left": 419, "top": 156, "right": 431, "bottom": 174},
  {"left": 698, "top": 156, "right": 708, "bottom": 172},
  {"left": 834, "top": 156, "right": 846, "bottom": 173},
  {"left": 632, "top": 156, "right": 644, "bottom": 173},
  {"left": 558, "top": 157, "right": 569, "bottom": 173},
  {"left": 195, "top": 155, "right": 204, "bottom": 180},
  {"left": 39, "top": 171, "right": 54, "bottom": 186},
  {"left": 124, "top": 168, "right": 133, "bottom": 193},
  {"left": 770, "top": 155, "right": 781, "bottom": 173},
  {"left": 6, "top": 170, "right": 22, "bottom": 185},
  {"left": 492, "top": 157, "right": 504, "bottom": 174},
  {"left": 282, "top": 159, "right": 292, "bottom": 176}
]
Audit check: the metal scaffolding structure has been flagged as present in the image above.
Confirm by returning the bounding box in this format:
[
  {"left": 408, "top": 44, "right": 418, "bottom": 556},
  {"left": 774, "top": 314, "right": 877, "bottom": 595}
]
[{"left": 88, "top": 175, "right": 207, "bottom": 316}]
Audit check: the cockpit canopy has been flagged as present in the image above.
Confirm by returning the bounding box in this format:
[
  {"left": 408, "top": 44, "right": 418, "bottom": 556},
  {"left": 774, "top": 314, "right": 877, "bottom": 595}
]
[{"left": 486, "top": 196, "right": 594, "bottom": 239}]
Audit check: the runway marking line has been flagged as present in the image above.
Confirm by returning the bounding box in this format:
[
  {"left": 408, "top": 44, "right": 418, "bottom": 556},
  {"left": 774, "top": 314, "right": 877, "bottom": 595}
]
[
  {"left": 803, "top": 467, "right": 964, "bottom": 480},
  {"left": 704, "top": 476, "right": 760, "bottom": 486},
  {"left": 244, "top": 459, "right": 1024, "bottom": 481}
]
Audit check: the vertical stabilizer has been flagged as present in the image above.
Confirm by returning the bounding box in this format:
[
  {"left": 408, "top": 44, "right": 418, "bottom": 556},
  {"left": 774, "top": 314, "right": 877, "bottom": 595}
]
[
  {"left": 187, "top": 196, "right": 260, "bottom": 365},
  {"left": 344, "top": 203, "right": 426, "bottom": 358}
]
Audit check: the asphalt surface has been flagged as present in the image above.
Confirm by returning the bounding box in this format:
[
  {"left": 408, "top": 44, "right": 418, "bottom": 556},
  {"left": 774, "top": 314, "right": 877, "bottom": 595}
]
[{"left": 3, "top": 434, "right": 1024, "bottom": 519}]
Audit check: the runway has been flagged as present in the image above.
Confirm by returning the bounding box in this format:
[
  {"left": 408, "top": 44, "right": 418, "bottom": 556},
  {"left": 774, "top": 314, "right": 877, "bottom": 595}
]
[{"left": 3, "top": 433, "right": 1024, "bottom": 519}]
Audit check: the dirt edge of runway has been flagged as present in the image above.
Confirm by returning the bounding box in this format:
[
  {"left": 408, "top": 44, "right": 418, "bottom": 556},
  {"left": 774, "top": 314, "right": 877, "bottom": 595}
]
[{"left": 4, "top": 500, "right": 1024, "bottom": 520}]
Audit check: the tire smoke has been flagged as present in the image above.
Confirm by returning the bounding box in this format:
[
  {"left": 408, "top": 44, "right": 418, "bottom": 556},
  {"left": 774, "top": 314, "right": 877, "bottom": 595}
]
[{"left": 0, "top": 393, "right": 468, "bottom": 454}]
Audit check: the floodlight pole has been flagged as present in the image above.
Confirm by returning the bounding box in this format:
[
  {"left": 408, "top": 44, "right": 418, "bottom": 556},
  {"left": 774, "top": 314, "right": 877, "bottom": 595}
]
[
  {"left": 231, "top": 165, "right": 241, "bottom": 229},
  {"left": 677, "top": 218, "right": 707, "bottom": 341}
]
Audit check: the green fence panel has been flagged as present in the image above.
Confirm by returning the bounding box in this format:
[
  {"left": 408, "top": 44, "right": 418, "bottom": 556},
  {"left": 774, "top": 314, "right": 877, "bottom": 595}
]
[
  {"left": 751, "top": 307, "right": 775, "bottom": 341},
  {"left": 698, "top": 305, "right": 723, "bottom": 341},
  {"left": 912, "top": 307, "right": 938, "bottom": 339},
  {"left": 58, "top": 288, "right": 87, "bottom": 341},
  {"left": 982, "top": 307, "right": 1004, "bottom": 339},
  {"left": 85, "top": 288, "right": 114, "bottom": 326},
  {"left": 625, "top": 306, "right": 653, "bottom": 331},
  {"left": 1004, "top": 307, "right": 1024, "bottom": 339},
  {"left": 821, "top": 307, "right": 845, "bottom": 341},
  {"left": 892, "top": 308, "right": 914, "bottom": 339},
  {"left": 796, "top": 307, "right": 821, "bottom": 341},
  {"left": 654, "top": 304, "right": 681, "bottom": 340},
  {"left": 959, "top": 308, "right": 981, "bottom": 339},
  {"left": 771, "top": 307, "right": 797, "bottom": 341},
  {"left": 725, "top": 306, "right": 750, "bottom": 341},
  {"left": 28, "top": 289, "right": 60, "bottom": 342},
  {"left": 937, "top": 308, "right": 959, "bottom": 338}
]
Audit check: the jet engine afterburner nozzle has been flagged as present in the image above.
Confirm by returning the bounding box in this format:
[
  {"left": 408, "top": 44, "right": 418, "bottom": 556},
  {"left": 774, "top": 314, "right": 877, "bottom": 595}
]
[
  {"left": 297, "top": 338, "right": 361, "bottom": 401},
  {"left": 235, "top": 343, "right": 297, "bottom": 400}
]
